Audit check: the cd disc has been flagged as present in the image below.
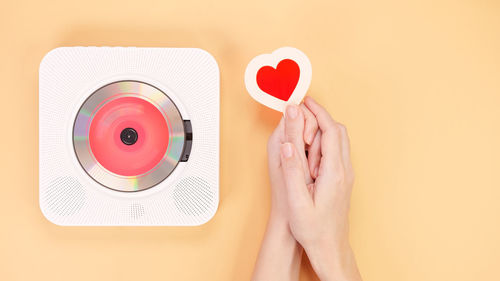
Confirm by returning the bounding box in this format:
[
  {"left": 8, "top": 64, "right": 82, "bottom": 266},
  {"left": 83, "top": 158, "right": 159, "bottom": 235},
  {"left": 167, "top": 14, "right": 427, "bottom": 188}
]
[{"left": 73, "top": 81, "right": 185, "bottom": 192}]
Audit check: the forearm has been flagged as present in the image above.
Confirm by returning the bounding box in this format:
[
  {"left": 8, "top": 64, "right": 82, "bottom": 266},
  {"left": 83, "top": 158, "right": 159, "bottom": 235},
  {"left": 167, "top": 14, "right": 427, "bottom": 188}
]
[{"left": 252, "top": 214, "right": 303, "bottom": 281}]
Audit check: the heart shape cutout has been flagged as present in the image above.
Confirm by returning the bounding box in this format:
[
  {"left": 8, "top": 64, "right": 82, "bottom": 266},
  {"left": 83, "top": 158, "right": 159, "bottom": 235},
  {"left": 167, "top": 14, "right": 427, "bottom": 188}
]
[
  {"left": 256, "top": 59, "right": 300, "bottom": 101},
  {"left": 245, "top": 47, "right": 311, "bottom": 112}
]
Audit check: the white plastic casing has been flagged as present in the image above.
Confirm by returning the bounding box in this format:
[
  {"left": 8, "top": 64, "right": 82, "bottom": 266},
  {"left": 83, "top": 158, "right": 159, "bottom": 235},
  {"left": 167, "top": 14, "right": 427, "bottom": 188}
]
[{"left": 39, "top": 47, "right": 219, "bottom": 226}]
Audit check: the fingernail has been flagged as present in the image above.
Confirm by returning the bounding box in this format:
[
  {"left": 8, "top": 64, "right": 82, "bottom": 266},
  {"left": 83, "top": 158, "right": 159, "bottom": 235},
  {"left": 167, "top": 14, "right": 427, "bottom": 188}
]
[
  {"left": 286, "top": 105, "right": 298, "bottom": 119},
  {"left": 281, "top": 143, "right": 294, "bottom": 158}
]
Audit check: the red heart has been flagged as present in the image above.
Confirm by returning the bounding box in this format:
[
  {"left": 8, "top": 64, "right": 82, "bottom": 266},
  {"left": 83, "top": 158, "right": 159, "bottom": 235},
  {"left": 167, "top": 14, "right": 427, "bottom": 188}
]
[{"left": 256, "top": 59, "right": 300, "bottom": 101}]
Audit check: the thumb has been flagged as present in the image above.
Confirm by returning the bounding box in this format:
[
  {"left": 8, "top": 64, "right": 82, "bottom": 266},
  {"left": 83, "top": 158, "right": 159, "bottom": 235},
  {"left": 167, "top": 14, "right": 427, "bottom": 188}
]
[{"left": 280, "top": 142, "right": 313, "bottom": 210}]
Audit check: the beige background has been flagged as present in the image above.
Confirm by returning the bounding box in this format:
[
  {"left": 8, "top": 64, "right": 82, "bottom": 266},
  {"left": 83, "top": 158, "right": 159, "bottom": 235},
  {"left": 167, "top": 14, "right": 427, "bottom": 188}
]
[{"left": 1, "top": 0, "right": 500, "bottom": 280}]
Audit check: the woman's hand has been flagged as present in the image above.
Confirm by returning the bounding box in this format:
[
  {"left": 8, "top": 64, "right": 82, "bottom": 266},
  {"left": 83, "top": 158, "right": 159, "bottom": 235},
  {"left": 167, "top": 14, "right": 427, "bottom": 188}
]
[
  {"left": 253, "top": 96, "right": 361, "bottom": 281},
  {"left": 267, "top": 103, "right": 318, "bottom": 219},
  {"left": 252, "top": 101, "right": 318, "bottom": 281},
  {"left": 280, "top": 97, "right": 361, "bottom": 281}
]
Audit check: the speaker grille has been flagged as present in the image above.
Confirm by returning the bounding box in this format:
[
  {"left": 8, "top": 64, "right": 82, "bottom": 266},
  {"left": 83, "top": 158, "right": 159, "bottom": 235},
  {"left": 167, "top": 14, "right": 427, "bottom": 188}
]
[
  {"left": 129, "top": 203, "right": 145, "bottom": 219},
  {"left": 173, "top": 177, "right": 213, "bottom": 216},
  {"left": 44, "top": 177, "right": 85, "bottom": 216}
]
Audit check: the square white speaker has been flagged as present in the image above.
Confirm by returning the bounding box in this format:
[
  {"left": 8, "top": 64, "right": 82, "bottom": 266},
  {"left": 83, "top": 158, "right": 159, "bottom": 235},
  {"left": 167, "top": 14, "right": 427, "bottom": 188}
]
[{"left": 39, "top": 47, "right": 219, "bottom": 226}]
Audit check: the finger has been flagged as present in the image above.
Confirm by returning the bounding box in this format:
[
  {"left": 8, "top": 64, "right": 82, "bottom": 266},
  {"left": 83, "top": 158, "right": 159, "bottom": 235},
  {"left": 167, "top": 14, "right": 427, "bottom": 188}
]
[
  {"left": 304, "top": 97, "right": 337, "bottom": 131},
  {"left": 284, "top": 104, "right": 305, "bottom": 146},
  {"left": 304, "top": 97, "right": 344, "bottom": 185},
  {"left": 338, "top": 123, "right": 352, "bottom": 170},
  {"left": 280, "top": 143, "right": 313, "bottom": 210},
  {"left": 300, "top": 103, "right": 318, "bottom": 145},
  {"left": 285, "top": 104, "right": 312, "bottom": 184},
  {"left": 307, "top": 130, "right": 321, "bottom": 179},
  {"left": 338, "top": 123, "right": 354, "bottom": 185}
]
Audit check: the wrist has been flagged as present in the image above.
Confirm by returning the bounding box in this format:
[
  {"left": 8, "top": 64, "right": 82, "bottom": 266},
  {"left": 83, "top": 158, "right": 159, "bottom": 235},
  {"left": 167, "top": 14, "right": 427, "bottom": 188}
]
[
  {"left": 252, "top": 211, "right": 303, "bottom": 281},
  {"left": 305, "top": 240, "right": 361, "bottom": 281},
  {"left": 267, "top": 211, "right": 296, "bottom": 242}
]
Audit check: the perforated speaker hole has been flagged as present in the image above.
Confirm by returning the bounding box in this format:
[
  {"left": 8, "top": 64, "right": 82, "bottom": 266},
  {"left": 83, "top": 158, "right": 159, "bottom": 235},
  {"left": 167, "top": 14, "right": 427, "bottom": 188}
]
[
  {"left": 173, "top": 177, "right": 213, "bottom": 216},
  {"left": 43, "top": 177, "right": 86, "bottom": 216},
  {"left": 129, "top": 203, "right": 145, "bottom": 219}
]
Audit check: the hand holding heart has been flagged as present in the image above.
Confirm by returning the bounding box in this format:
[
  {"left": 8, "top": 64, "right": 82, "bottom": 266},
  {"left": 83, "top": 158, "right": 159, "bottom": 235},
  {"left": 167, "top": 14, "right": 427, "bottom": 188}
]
[
  {"left": 245, "top": 47, "right": 312, "bottom": 112},
  {"left": 253, "top": 97, "right": 362, "bottom": 281}
]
